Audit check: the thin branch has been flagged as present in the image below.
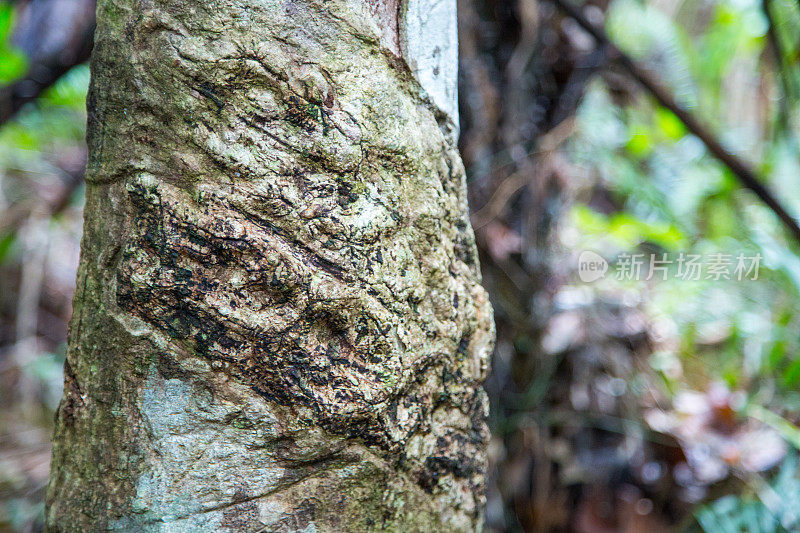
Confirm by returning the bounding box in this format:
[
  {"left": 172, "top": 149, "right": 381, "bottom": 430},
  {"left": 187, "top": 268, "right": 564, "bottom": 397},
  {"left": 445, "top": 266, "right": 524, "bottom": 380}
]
[{"left": 547, "top": 0, "right": 800, "bottom": 245}]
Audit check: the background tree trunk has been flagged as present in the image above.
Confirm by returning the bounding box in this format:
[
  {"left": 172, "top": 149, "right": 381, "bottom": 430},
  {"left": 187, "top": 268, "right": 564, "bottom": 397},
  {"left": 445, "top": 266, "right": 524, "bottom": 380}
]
[{"left": 45, "top": 0, "right": 494, "bottom": 530}]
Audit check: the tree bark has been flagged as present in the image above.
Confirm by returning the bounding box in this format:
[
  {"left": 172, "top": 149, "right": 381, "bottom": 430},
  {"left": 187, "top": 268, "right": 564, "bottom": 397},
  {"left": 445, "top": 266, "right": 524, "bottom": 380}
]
[{"left": 45, "top": 0, "right": 493, "bottom": 531}]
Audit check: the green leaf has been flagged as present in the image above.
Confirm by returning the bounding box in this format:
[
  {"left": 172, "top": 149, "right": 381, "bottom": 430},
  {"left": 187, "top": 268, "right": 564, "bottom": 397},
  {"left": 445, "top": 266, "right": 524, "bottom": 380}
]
[
  {"left": 782, "top": 358, "right": 800, "bottom": 389},
  {"left": 42, "top": 64, "right": 90, "bottom": 108},
  {"left": 655, "top": 107, "right": 686, "bottom": 140},
  {"left": 0, "top": 231, "right": 14, "bottom": 263},
  {"left": 747, "top": 404, "right": 800, "bottom": 451},
  {"left": 0, "top": 2, "right": 13, "bottom": 38},
  {"left": 0, "top": 3, "right": 28, "bottom": 85},
  {"left": 570, "top": 205, "right": 686, "bottom": 250},
  {"left": 626, "top": 124, "right": 654, "bottom": 156},
  {"left": 0, "top": 45, "right": 27, "bottom": 83}
]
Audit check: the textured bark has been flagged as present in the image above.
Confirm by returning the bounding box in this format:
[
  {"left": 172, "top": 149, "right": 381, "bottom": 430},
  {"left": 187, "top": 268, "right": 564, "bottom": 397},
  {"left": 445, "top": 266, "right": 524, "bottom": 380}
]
[{"left": 45, "top": 0, "right": 493, "bottom": 531}]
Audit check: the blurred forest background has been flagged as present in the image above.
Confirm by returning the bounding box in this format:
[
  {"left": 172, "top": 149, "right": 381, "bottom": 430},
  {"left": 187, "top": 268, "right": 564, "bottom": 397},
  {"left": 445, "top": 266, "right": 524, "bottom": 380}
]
[{"left": 2, "top": 0, "right": 800, "bottom": 531}]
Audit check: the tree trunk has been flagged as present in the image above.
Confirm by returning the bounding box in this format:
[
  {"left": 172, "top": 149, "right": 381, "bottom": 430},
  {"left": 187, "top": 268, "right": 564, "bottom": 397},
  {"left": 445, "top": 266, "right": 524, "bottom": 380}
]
[{"left": 45, "top": 0, "right": 493, "bottom": 531}]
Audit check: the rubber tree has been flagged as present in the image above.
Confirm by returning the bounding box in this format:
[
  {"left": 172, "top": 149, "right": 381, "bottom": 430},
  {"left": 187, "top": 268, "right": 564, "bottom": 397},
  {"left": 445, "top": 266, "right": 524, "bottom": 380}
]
[{"left": 45, "top": 0, "right": 494, "bottom": 530}]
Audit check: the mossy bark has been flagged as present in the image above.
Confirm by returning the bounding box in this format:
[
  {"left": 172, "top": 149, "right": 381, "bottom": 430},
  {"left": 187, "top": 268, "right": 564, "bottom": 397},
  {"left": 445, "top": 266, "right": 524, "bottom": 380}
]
[{"left": 45, "top": 0, "right": 493, "bottom": 531}]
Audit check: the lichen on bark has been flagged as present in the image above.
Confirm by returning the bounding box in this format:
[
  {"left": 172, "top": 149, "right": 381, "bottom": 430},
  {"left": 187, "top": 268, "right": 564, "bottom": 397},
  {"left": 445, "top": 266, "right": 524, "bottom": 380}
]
[{"left": 45, "top": 0, "right": 494, "bottom": 531}]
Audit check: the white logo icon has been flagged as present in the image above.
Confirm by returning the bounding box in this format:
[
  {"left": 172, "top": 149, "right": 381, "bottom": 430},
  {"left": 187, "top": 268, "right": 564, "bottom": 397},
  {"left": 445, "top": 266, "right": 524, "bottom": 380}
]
[{"left": 578, "top": 250, "right": 608, "bottom": 283}]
